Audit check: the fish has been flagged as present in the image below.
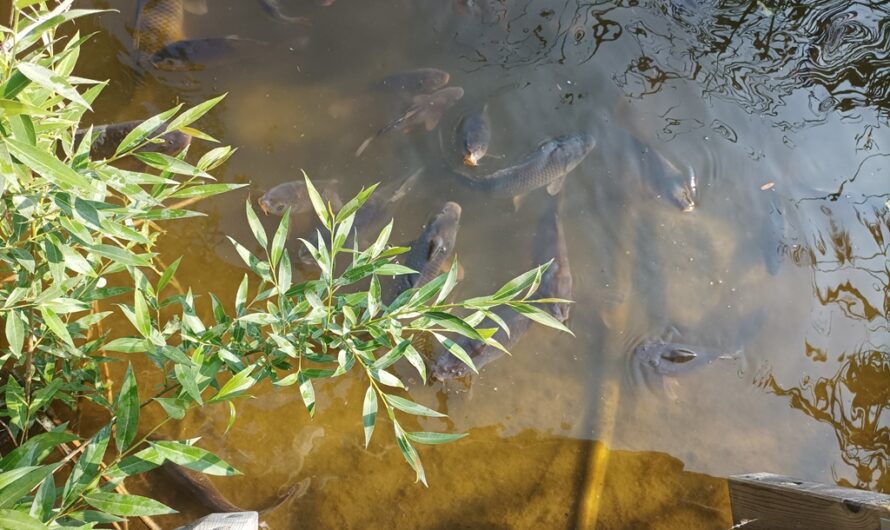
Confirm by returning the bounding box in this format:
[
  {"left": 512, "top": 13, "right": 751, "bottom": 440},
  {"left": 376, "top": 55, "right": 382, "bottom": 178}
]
[
  {"left": 430, "top": 306, "right": 531, "bottom": 381},
  {"left": 159, "top": 461, "right": 296, "bottom": 515},
  {"left": 391, "top": 201, "right": 462, "bottom": 296},
  {"left": 75, "top": 120, "right": 192, "bottom": 161},
  {"left": 455, "top": 104, "right": 491, "bottom": 167},
  {"left": 134, "top": 0, "right": 208, "bottom": 54},
  {"left": 377, "top": 68, "right": 451, "bottom": 100},
  {"left": 628, "top": 134, "right": 696, "bottom": 212},
  {"left": 533, "top": 196, "right": 572, "bottom": 323},
  {"left": 352, "top": 169, "right": 422, "bottom": 243},
  {"left": 294, "top": 169, "right": 422, "bottom": 265},
  {"left": 257, "top": 179, "right": 343, "bottom": 217},
  {"left": 452, "top": 134, "right": 596, "bottom": 208},
  {"left": 355, "top": 86, "right": 464, "bottom": 157},
  {"left": 150, "top": 36, "right": 266, "bottom": 71},
  {"left": 630, "top": 311, "right": 765, "bottom": 399},
  {"left": 257, "top": 0, "right": 311, "bottom": 24}
]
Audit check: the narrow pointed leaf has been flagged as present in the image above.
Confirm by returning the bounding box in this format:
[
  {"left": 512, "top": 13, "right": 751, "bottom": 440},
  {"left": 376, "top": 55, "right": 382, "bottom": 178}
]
[
  {"left": 385, "top": 395, "right": 445, "bottom": 418},
  {"left": 362, "top": 385, "right": 377, "bottom": 448},
  {"left": 114, "top": 364, "right": 139, "bottom": 452}
]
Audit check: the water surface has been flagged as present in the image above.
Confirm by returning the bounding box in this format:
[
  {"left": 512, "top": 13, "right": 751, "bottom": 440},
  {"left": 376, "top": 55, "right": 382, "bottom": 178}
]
[{"left": 76, "top": 0, "right": 889, "bottom": 527}]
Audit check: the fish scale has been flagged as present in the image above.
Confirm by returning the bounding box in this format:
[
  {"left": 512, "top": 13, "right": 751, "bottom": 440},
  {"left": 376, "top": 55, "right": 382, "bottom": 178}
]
[{"left": 136, "top": 0, "right": 186, "bottom": 54}]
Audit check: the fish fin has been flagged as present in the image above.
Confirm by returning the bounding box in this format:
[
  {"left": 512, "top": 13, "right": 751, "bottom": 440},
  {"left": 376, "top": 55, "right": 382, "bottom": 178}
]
[
  {"left": 391, "top": 168, "right": 422, "bottom": 202},
  {"left": 662, "top": 376, "right": 681, "bottom": 402},
  {"left": 546, "top": 176, "right": 566, "bottom": 195},
  {"left": 184, "top": 0, "right": 209, "bottom": 15},
  {"left": 355, "top": 135, "right": 375, "bottom": 157},
  {"left": 423, "top": 112, "right": 442, "bottom": 132},
  {"left": 512, "top": 193, "right": 527, "bottom": 211}
]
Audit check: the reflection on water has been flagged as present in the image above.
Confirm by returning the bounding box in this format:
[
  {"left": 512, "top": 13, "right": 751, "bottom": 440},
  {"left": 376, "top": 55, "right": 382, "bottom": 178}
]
[
  {"left": 761, "top": 349, "right": 889, "bottom": 494},
  {"left": 73, "top": 0, "right": 889, "bottom": 527}
]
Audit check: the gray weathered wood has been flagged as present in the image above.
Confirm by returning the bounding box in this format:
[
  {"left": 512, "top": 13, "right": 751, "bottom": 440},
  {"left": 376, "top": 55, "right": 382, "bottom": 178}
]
[
  {"left": 174, "top": 511, "right": 258, "bottom": 530},
  {"left": 729, "top": 473, "right": 890, "bottom": 530}
]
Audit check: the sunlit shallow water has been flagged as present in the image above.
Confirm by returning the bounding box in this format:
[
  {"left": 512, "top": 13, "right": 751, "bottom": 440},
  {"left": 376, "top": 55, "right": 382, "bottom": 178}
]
[{"left": 76, "top": 0, "right": 888, "bottom": 527}]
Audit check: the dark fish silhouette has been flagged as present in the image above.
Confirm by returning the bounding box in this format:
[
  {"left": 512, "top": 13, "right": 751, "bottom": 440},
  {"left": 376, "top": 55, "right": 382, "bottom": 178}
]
[
  {"left": 533, "top": 196, "right": 572, "bottom": 323},
  {"left": 75, "top": 120, "right": 191, "bottom": 160},
  {"left": 150, "top": 36, "right": 266, "bottom": 71},
  {"left": 392, "top": 201, "right": 462, "bottom": 296},
  {"left": 456, "top": 104, "right": 491, "bottom": 167}
]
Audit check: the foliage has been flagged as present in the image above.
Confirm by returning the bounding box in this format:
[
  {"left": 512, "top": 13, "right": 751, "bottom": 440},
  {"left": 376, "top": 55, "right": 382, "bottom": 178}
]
[{"left": 0, "top": 2, "right": 569, "bottom": 527}]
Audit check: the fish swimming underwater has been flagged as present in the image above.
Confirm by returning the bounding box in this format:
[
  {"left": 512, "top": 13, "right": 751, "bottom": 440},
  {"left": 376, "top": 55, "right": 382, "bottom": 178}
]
[
  {"left": 258, "top": 179, "right": 343, "bottom": 217},
  {"left": 355, "top": 86, "right": 464, "bottom": 156},
  {"left": 150, "top": 36, "right": 266, "bottom": 71},
  {"left": 134, "top": 0, "right": 207, "bottom": 54},
  {"left": 627, "top": 133, "right": 696, "bottom": 213},
  {"left": 455, "top": 103, "right": 491, "bottom": 167},
  {"left": 452, "top": 133, "right": 596, "bottom": 208},
  {"left": 75, "top": 120, "right": 192, "bottom": 161},
  {"left": 377, "top": 68, "right": 451, "bottom": 101},
  {"left": 391, "top": 201, "right": 462, "bottom": 296},
  {"left": 257, "top": 0, "right": 311, "bottom": 24},
  {"left": 430, "top": 305, "right": 531, "bottom": 381},
  {"left": 533, "top": 196, "right": 572, "bottom": 323}
]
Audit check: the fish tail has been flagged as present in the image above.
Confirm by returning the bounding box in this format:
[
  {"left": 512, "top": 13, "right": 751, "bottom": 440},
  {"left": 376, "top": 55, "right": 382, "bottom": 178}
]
[
  {"left": 355, "top": 135, "right": 375, "bottom": 157},
  {"left": 392, "top": 168, "right": 422, "bottom": 201},
  {"left": 258, "top": 484, "right": 299, "bottom": 515}
]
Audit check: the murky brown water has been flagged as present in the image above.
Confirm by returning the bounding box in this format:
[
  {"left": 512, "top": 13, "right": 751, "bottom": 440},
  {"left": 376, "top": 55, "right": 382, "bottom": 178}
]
[{"left": 75, "top": 0, "right": 888, "bottom": 528}]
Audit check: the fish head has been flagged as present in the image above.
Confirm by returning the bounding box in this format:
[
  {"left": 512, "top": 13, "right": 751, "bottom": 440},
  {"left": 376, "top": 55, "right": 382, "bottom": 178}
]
[
  {"left": 668, "top": 179, "right": 696, "bottom": 213},
  {"left": 150, "top": 130, "right": 192, "bottom": 156},
  {"left": 418, "top": 69, "right": 451, "bottom": 93},
  {"left": 258, "top": 181, "right": 306, "bottom": 217},
  {"left": 430, "top": 337, "right": 484, "bottom": 382},
  {"left": 632, "top": 341, "right": 666, "bottom": 371}
]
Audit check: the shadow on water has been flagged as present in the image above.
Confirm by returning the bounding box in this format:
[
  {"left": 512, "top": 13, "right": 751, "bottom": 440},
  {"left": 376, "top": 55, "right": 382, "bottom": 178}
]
[{"left": 69, "top": 0, "right": 890, "bottom": 527}]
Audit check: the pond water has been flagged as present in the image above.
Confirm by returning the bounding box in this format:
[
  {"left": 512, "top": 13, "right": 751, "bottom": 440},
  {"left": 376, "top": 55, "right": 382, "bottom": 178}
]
[{"left": 76, "top": 0, "right": 888, "bottom": 528}]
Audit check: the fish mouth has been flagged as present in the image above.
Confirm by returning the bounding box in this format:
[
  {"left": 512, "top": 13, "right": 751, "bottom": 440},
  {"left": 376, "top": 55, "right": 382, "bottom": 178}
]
[
  {"left": 463, "top": 153, "right": 479, "bottom": 167},
  {"left": 257, "top": 198, "right": 270, "bottom": 215}
]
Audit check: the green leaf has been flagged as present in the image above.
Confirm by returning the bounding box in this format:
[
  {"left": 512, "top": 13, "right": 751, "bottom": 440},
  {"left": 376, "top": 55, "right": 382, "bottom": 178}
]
[
  {"left": 0, "top": 464, "right": 59, "bottom": 509},
  {"left": 269, "top": 207, "right": 290, "bottom": 269},
  {"left": 154, "top": 397, "right": 189, "bottom": 420},
  {"left": 61, "top": 426, "right": 110, "bottom": 508},
  {"left": 113, "top": 105, "right": 181, "bottom": 156},
  {"left": 423, "top": 312, "right": 483, "bottom": 341},
  {"left": 298, "top": 372, "right": 316, "bottom": 417},
  {"left": 83, "top": 492, "right": 176, "bottom": 517},
  {"left": 149, "top": 441, "right": 240, "bottom": 476},
  {"left": 104, "top": 337, "right": 151, "bottom": 353},
  {"left": 0, "top": 510, "right": 49, "bottom": 530},
  {"left": 17, "top": 62, "right": 91, "bottom": 109},
  {"left": 403, "top": 342, "right": 427, "bottom": 384},
  {"left": 0, "top": 431, "right": 78, "bottom": 471},
  {"left": 371, "top": 340, "right": 411, "bottom": 371},
  {"left": 369, "top": 368, "right": 405, "bottom": 389},
  {"left": 335, "top": 184, "right": 378, "bottom": 224},
  {"left": 435, "top": 258, "right": 461, "bottom": 304},
  {"left": 362, "top": 385, "right": 377, "bottom": 448},
  {"left": 433, "top": 332, "right": 477, "bottom": 374},
  {"left": 40, "top": 306, "right": 73, "bottom": 347},
  {"left": 114, "top": 365, "right": 139, "bottom": 452},
  {"left": 492, "top": 266, "right": 544, "bottom": 301},
  {"left": 88, "top": 244, "right": 152, "bottom": 267},
  {"left": 174, "top": 364, "right": 203, "bottom": 405},
  {"left": 197, "top": 145, "right": 235, "bottom": 171},
  {"left": 29, "top": 474, "right": 55, "bottom": 522},
  {"left": 134, "top": 152, "right": 212, "bottom": 179},
  {"left": 169, "top": 182, "right": 247, "bottom": 199},
  {"left": 405, "top": 432, "right": 467, "bottom": 445},
  {"left": 375, "top": 263, "right": 416, "bottom": 276},
  {"left": 235, "top": 274, "right": 249, "bottom": 317},
  {"left": 5, "top": 137, "right": 94, "bottom": 193},
  {"left": 157, "top": 256, "right": 182, "bottom": 293},
  {"left": 166, "top": 93, "right": 227, "bottom": 132},
  {"left": 104, "top": 446, "right": 165, "bottom": 482},
  {"left": 302, "top": 172, "right": 330, "bottom": 229},
  {"left": 393, "top": 422, "right": 426, "bottom": 486},
  {"left": 368, "top": 219, "right": 393, "bottom": 258},
  {"left": 245, "top": 200, "right": 268, "bottom": 250},
  {"left": 133, "top": 289, "right": 151, "bottom": 338},
  {"left": 509, "top": 302, "right": 574, "bottom": 335},
  {"left": 209, "top": 365, "right": 256, "bottom": 403},
  {"left": 4, "top": 379, "right": 26, "bottom": 436},
  {"left": 5, "top": 310, "right": 24, "bottom": 358},
  {"left": 385, "top": 395, "right": 446, "bottom": 418}
]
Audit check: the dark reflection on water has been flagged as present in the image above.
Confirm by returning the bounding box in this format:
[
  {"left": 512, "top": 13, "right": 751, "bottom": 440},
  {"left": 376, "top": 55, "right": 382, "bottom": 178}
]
[
  {"left": 70, "top": 0, "right": 890, "bottom": 527},
  {"left": 761, "top": 349, "right": 889, "bottom": 493}
]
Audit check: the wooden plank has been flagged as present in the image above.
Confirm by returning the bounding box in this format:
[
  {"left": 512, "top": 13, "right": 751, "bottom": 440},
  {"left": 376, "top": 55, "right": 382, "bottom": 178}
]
[
  {"left": 174, "top": 511, "right": 258, "bottom": 530},
  {"left": 729, "top": 473, "right": 890, "bottom": 530}
]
